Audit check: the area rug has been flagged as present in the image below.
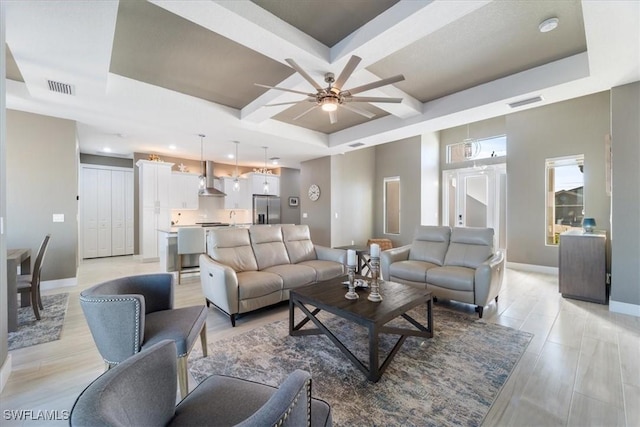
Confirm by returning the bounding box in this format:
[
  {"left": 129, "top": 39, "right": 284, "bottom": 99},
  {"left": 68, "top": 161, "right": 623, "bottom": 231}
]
[
  {"left": 8, "top": 293, "right": 69, "bottom": 351},
  {"left": 189, "top": 305, "right": 533, "bottom": 427}
]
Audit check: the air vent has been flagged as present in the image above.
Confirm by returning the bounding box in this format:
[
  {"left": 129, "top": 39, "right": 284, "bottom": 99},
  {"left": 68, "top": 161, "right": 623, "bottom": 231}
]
[
  {"left": 349, "top": 142, "right": 365, "bottom": 148},
  {"left": 508, "top": 96, "right": 543, "bottom": 108},
  {"left": 47, "top": 80, "right": 75, "bottom": 95}
]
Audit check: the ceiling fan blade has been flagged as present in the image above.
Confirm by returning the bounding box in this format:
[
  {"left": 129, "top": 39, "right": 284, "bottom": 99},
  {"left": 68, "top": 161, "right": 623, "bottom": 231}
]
[
  {"left": 329, "top": 110, "right": 338, "bottom": 124},
  {"left": 340, "top": 103, "right": 376, "bottom": 119},
  {"left": 254, "top": 83, "right": 314, "bottom": 96},
  {"left": 293, "top": 105, "right": 318, "bottom": 121},
  {"left": 333, "top": 55, "right": 361, "bottom": 91},
  {"left": 265, "top": 99, "right": 314, "bottom": 107},
  {"left": 285, "top": 58, "right": 324, "bottom": 92},
  {"left": 347, "top": 96, "right": 403, "bottom": 103},
  {"left": 343, "top": 74, "right": 405, "bottom": 96}
]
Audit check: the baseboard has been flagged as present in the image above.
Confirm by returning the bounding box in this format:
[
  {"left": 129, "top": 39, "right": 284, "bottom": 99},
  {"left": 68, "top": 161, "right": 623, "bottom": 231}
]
[
  {"left": 609, "top": 300, "right": 640, "bottom": 317},
  {"left": 41, "top": 277, "right": 77, "bottom": 291},
  {"left": 0, "top": 353, "right": 12, "bottom": 393},
  {"left": 506, "top": 262, "right": 558, "bottom": 275}
]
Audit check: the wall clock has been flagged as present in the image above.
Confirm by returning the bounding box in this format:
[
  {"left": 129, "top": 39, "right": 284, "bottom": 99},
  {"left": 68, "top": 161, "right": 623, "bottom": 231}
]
[{"left": 308, "top": 184, "right": 320, "bottom": 201}]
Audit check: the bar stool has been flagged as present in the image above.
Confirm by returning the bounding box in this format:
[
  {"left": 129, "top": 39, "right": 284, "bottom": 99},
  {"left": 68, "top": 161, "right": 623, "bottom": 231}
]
[{"left": 177, "top": 227, "right": 206, "bottom": 284}]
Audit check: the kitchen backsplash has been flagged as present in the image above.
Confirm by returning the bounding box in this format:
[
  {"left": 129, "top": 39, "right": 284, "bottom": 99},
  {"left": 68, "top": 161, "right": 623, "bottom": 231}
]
[{"left": 171, "top": 196, "right": 252, "bottom": 225}]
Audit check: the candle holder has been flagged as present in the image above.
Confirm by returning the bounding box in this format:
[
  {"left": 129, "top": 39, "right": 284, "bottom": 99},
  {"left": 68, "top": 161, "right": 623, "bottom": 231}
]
[
  {"left": 345, "top": 265, "right": 359, "bottom": 300},
  {"left": 368, "top": 256, "right": 383, "bottom": 302}
]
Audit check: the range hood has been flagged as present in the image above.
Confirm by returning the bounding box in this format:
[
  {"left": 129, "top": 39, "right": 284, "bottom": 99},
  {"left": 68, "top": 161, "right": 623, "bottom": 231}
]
[{"left": 199, "top": 161, "right": 226, "bottom": 197}]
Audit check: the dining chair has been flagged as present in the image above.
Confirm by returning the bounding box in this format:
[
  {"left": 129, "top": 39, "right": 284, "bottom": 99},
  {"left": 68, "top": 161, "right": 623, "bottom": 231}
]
[
  {"left": 177, "top": 227, "right": 206, "bottom": 284},
  {"left": 79, "top": 273, "right": 207, "bottom": 399},
  {"left": 17, "top": 234, "right": 51, "bottom": 320},
  {"left": 70, "top": 340, "right": 333, "bottom": 427}
]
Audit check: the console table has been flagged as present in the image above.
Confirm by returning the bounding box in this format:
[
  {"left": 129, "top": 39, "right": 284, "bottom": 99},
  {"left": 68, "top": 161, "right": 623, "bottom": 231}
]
[{"left": 559, "top": 230, "right": 607, "bottom": 304}]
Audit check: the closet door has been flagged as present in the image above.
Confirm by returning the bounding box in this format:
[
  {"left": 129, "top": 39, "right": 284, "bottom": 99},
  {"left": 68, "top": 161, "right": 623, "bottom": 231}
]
[
  {"left": 125, "top": 170, "right": 134, "bottom": 255},
  {"left": 82, "top": 168, "right": 99, "bottom": 258},
  {"left": 111, "top": 171, "right": 126, "bottom": 256},
  {"left": 97, "top": 169, "right": 112, "bottom": 257}
]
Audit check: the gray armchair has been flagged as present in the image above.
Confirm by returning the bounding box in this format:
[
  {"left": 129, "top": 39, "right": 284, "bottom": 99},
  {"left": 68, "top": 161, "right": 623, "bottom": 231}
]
[
  {"left": 79, "top": 273, "right": 207, "bottom": 399},
  {"left": 70, "top": 340, "right": 333, "bottom": 427}
]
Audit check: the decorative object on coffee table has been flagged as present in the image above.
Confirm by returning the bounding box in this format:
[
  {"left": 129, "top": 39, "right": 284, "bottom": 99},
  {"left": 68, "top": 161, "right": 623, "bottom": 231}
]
[
  {"left": 368, "top": 243, "right": 382, "bottom": 302},
  {"left": 345, "top": 250, "right": 358, "bottom": 300}
]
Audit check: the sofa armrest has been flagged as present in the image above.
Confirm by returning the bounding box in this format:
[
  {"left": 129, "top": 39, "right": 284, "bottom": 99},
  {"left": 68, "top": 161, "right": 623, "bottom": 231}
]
[
  {"left": 381, "top": 245, "right": 411, "bottom": 280},
  {"left": 315, "top": 245, "right": 347, "bottom": 264},
  {"left": 199, "top": 254, "right": 240, "bottom": 316},
  {"left": 474, "top": 249, "right": 505, "bottom": 307}
]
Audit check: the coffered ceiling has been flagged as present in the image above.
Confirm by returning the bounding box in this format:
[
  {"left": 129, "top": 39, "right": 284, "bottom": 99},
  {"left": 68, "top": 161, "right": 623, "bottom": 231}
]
[{"left": 4, "top": 1, "right": 639, "bottom": 168}]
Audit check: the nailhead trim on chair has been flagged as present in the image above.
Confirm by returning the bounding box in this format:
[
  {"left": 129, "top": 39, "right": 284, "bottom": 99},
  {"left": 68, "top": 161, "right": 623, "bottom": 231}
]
[
  {"left": 275, "top": 378, "right": 312, "bottom": 427},
  {"left": 79, "top": 296, "right": 141, "bottom": 365}
]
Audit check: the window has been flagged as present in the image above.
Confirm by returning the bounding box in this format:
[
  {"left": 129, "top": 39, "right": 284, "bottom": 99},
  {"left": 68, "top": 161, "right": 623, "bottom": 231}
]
[
  {"left": 545, "top": 155, "right": 585, "bottom": 245},
  {"left": 384, "top": 177, "right": 400, "bottom": 235},
  {"left": 447, "top": 135, "right": 507, "bottom": 164}
]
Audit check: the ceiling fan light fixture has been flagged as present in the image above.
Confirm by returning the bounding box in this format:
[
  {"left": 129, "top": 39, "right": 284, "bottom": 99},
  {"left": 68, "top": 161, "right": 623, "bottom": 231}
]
[{"left": 321, "top": 97, "right": 339, "bottom": 112}]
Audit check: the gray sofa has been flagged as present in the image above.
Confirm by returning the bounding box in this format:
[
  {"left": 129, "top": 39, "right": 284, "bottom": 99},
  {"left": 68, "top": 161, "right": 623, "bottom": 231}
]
[
  {"left": 200, "top": 224, "right": 346, "bottom": 326},
  {"left": 381, "top": 226, "right": 505, "bottom": 317}
]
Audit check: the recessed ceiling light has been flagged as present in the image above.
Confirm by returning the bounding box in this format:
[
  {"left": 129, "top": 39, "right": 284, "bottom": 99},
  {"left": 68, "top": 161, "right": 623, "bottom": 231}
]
[
  {"left": 103, "top": 147, "right": 111, "bottom": 153},
  {"left": 270, "top": 157, "right": 280, "bottom": 165},
  {"left": 539, "top": 17, "right": 559, "bottom": 33},
  {"left": 227, "top": 154, "right": 234, "bottom": 159},
  {"left": 169, "top": 144, "right": 177, "bottom": 150}
]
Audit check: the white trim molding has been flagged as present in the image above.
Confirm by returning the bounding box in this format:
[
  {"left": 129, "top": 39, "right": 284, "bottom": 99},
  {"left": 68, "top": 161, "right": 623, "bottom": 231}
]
[
  {"left": 609, "top": 300, "right": 640, "bottom": 318},
  {"left": 0, "top": 353, "right": 12, "bottom": 393},
  {"left": 506, "top": 262, "right": 559, "bottom": 276},
  {"left": 41, "top": 277, "right": 77, "bottom": 292}
]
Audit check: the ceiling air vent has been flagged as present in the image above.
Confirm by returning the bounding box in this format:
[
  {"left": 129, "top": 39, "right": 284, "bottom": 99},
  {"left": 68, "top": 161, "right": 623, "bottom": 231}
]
[
  {"left": 47, "top": 80, "right": 75, "bottom": 95},
  {"left": 508, "top": 96, "right": 543, "bottom": 109},
  {"left": 349, "top": 142, "right": 365, "bottom": 148}
]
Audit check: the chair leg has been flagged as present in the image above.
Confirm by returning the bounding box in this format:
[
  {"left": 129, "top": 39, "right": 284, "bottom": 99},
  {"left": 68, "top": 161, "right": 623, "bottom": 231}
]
[
  {"left": 30, "top": 289, "right": 41, "bottom": 321},
  {"left": 475, "top": 305, "right": 484, "bottom": 318},
  {"left": 177, "top": 255, "right": 182, "bottom": 285},
  {"left": 200, "top": 324, "right": 208, "bottom": 357},
  {"left": 178, "top": 356, "right": 189, "bottom": 400},
  {"left": 230, "top": 313, "right": 236, "bottom": 327}
]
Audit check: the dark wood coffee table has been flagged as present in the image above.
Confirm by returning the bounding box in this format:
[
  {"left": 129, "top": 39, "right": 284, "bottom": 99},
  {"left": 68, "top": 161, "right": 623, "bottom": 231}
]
[{"left": 289, "top": 276, "right": 433, "bottom": 382}]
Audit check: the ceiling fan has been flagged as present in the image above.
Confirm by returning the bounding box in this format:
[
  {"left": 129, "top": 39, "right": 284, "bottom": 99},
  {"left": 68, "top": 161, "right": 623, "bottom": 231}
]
[{"left": 256, "top": 55, "right": 404, "bottom": 124}]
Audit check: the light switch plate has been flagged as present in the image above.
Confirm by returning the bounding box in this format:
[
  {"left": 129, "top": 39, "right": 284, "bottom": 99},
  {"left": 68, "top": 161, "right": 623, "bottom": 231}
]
[{"left": 53, "top": 214, "right": 65, "bottom": 222}]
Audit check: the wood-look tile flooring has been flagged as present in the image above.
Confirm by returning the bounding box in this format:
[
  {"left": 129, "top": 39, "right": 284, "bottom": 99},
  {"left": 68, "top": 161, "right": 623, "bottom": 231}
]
[{"left": 1, "top": 256, "right": 638, "bottom": 426}]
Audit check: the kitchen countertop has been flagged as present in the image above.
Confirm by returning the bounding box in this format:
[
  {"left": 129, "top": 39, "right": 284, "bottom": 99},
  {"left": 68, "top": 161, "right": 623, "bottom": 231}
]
[{"left": 158, "top": 224, "right": 251, "bottom": 234}]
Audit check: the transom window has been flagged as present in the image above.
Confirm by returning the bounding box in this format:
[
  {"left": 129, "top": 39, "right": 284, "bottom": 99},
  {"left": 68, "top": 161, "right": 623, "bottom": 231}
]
[{"left": 447, "top": 135, "right": 507, "bottom": 164}]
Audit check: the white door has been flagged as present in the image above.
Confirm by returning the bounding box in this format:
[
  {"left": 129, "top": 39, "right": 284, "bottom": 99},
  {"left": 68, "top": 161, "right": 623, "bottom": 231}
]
[
  {"left": 97, "top": 169, "right": 112, "bottom": 257},
  {"left": 111, "top": 170, "right": 126, "bottom": 256},
  {"left": 82, "top": 168, "right": 98, "bottom": 258},
  {"left": 125, "top": 171, "right": 134, "bottom": 255}
]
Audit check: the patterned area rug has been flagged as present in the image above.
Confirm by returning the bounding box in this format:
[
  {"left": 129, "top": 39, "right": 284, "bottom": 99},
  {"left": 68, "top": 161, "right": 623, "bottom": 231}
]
[
  {"left": 189, "top": 305, "right": 533, "bottom": 427},
  {"left": 8, "top": 293, "right": 69, "bottom": 351}
]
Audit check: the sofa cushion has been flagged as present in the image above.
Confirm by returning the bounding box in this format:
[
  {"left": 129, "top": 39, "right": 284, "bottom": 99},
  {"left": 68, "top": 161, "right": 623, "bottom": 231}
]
[
  {"left": 237, "top": 271, "right": 283, "bottom": 299},
  {"left": 444, "top": 227, "right": 494, "bottom": 268},
  {"left": 263, "top": 264, "right": 316, "bottom": 289},
  {"left": 208, "top": 228, "right": 258, "bottom": 272},
  {"left": 389, "top": 260, "right": 439, "bottom": 283},
  {"left": 408, "top": 226, "right": 451, "bottom": 266},
  {"left": 282, "top": 225, "right": 316, "bottom": 264},
  {"left": 427, "top": 266, "right": 475, "bottom": 292},
  {"left": 298, "top": 260, "right": 344, "bottom": 282},
  {"left": 249, "top": 226, "right": 291, "bottom": 270}
]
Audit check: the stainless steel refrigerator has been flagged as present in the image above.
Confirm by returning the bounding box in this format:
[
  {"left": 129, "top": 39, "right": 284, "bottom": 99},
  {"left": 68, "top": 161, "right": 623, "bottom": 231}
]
[{"left": 253, "top": 195, "right": 281, "bottom": 224}]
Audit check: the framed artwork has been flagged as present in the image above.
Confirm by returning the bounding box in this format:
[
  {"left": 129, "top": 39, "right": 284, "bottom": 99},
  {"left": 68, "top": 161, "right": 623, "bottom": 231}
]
[{"left": 288, "top": 196, "right": 299, "bottom": 207}]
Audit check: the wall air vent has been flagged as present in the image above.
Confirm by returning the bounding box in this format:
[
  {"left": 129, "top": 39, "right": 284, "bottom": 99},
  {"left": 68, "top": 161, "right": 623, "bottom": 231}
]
[
  {"left": 47, "top": 80, "right": 75, "bottom": 95},
  {"left": 508, "top": 96, "right": 543, "bottom": 109},
  {"left": 349, "top": 142, "right": 365, "bottom": 148}
]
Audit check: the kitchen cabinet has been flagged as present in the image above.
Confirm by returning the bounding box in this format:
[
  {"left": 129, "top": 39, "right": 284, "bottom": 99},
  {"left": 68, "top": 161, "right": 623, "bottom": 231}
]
[
  {"left": 249, "top": 173, "right": 280, "bottom": 196},
  {"left": 170, "top": 172, "right": 199, "bottom": 210},
  {"left": 81, "top": 165, "right": 134, "bottom": 259},
  {"left": 137, "top": 160, "right": 173, "bottom": 262},
  {"left": 222, "top": 177, "right": 251, "bottom": 210},
  {"left": 559, "top": 229, "right": 607, "bottom": 303}
]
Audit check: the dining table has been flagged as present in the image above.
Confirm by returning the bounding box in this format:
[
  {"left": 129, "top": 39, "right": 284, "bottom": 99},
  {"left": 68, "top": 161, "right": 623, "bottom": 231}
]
[{"left": 7, "top": 248, "right": 31, "bottom": 332}]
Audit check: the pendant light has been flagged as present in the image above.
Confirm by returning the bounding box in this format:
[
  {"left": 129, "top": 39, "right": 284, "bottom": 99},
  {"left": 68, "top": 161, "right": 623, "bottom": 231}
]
[
  {"left": 262, "top": 146, "right": 269, "bottom": 194},
  {"left": 233, "top": 141, "right": 240, "bottom": 192}
]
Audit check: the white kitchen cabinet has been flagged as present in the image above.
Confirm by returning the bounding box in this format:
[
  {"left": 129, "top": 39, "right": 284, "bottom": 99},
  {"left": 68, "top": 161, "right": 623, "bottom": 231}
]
[
  {"left": 170, "top": 172, "right": 199, "bottom": 210},
  {"left": 222, "top": 177, "right": 251, "bottom": 210},
  {"left": 249, "top": 173, "right": 280, "bottom": 196},
  {"left": 81, "top": 165, "right": 134, "bottom": 259},
  {"left": 137, "top": 160, "right": 173, "bottom": 262}
]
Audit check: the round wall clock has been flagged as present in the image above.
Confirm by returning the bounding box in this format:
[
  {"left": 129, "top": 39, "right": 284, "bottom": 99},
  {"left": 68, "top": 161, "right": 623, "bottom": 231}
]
[{"left": 308, "top": 184, "right": 320, "bottom": 201}]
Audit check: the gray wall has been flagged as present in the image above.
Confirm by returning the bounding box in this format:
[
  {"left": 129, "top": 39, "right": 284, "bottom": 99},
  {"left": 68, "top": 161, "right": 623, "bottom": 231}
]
[
  {"left": 374, "top": 136, "right": 423, "bottom": 247},
  {"left": 79, "top": 153, "right": 133, "bottom": 169},
  {"left": 300, "top": 156, "right": 332, "bottom": 246},
  {"left": 610, "top": 82, "right": 640, "bottom": 307},
  {"left": 331, "top": 147, "right": 376, "bottom": 247},
  {"left": 279, "top": 167, "right": 300, "bottom": 225},
  {"left": 6, "top": 110, "right": 79, "bottom": 281},
  {"left": 506, "top": 92, "right": 611, "bottom": 267},
  {"left": 1, "top": 1, "right": 8, "bottom": 377}
]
